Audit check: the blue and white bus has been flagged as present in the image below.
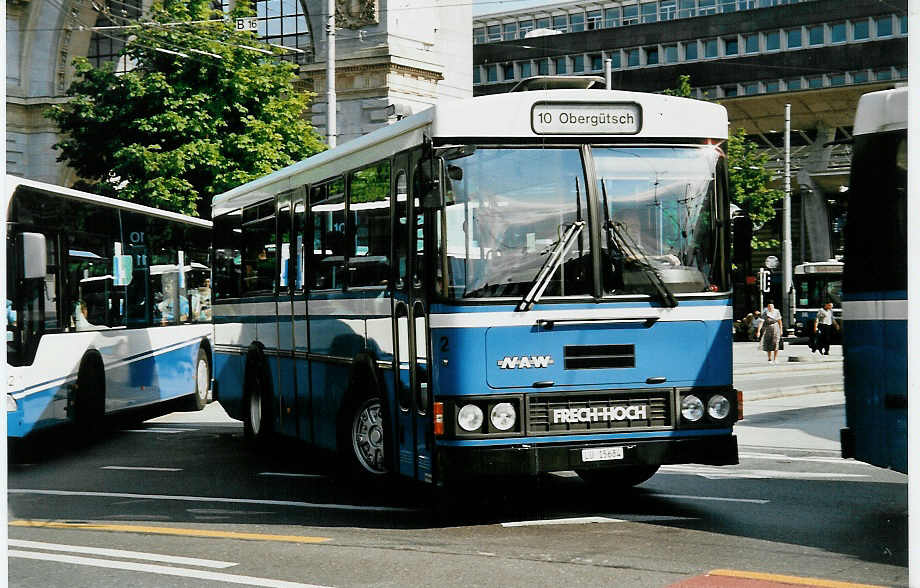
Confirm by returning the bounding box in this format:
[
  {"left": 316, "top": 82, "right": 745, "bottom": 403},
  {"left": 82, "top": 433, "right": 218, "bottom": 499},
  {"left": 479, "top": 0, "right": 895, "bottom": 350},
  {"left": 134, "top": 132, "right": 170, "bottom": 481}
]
[
  {"left": 792, "top": 260, "right": 843, "bottom": 339},
  {"left": 211, "top": 84, "right": 740, "bottom": 486},
  {"left": 5, "top": 176, "right": 213, "bottom": 440},
  {"left": 840, "top": 87, "right": 907, "bottom": 473}
]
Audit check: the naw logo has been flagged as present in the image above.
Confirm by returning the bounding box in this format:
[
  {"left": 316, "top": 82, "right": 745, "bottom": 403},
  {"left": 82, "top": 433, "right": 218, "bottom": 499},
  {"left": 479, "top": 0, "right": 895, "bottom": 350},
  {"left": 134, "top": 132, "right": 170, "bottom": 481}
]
[{"left": 497, "top": 355, "right": 554, "bottom": 369}]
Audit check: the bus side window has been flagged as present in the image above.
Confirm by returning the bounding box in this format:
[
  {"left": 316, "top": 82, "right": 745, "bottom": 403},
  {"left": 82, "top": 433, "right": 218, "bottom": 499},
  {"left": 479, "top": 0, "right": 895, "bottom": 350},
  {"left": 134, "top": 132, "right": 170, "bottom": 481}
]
[
  {"left": 348, "top": 160, "right": 391, "bottom": 288},
  {"left": 241, "top": 202, "right": 277, "bottom": 295},
  {"left": 310, "top": 180, "right": 346, "bottom": 290},
  {"left": 213, "top": 210, "right": 242, "bottom": 300}
]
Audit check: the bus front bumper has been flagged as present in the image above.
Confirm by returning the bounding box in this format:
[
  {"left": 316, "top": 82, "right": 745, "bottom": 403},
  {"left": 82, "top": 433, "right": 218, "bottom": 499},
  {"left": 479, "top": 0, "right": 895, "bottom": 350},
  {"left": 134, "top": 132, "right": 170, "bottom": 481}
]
[{"left": 436, "top": 434, "right": 738, "bottom": 481}]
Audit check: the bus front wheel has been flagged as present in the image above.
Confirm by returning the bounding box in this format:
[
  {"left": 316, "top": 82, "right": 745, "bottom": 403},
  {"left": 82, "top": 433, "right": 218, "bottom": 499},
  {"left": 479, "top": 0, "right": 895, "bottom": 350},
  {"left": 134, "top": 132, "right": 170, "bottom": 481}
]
[
  {"left": 575, "top": 465, "right": 660, "bottom": 488},
  {"left": 341, "top": 395, "right": 388, "bottom": 478},
  {"left": 186, "top": 346, "right": 210, "bottom": 411}
]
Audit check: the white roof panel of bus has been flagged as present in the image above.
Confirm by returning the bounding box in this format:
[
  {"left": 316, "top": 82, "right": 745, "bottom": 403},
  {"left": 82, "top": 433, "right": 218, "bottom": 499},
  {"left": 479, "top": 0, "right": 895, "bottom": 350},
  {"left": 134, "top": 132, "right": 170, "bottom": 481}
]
[
  {"left": 212, "top": 90, "right": 727, "bottom": 216},
  {"left": 853, "top": 87, "right": 907, "bottom": 135},
  {"left": 5, "top": 175, "right": 211, "bottom": 227}
]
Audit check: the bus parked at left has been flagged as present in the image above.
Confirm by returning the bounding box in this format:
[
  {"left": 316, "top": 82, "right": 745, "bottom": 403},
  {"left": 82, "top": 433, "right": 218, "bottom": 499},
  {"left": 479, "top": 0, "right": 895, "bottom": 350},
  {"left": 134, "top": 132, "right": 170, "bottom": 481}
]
[{"left": 5, "top": 175, "right": 213, "bottom": 440}]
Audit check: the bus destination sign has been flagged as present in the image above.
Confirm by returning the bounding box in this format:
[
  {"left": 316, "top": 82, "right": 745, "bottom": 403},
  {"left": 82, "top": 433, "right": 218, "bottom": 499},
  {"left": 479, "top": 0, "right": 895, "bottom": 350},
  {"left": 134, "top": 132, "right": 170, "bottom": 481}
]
[{"left": 531, "top": 102, "right": 642, "bottom": 135}]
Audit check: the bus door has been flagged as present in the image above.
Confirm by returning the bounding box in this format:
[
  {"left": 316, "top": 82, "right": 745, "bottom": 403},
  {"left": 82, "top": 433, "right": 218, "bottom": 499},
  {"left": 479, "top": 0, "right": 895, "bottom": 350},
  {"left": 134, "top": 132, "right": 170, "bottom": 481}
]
[
  {"left": 392, "top": 151, "right": 434, "bottom": 482},
  {"left": 276, "top": 189, "right": 300, "bottom": 438}
]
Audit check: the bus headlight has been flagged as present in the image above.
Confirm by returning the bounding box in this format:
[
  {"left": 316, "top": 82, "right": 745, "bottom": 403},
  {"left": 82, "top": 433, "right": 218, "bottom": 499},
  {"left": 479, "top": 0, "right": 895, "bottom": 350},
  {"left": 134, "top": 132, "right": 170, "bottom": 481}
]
[
  {"left": 490, "top": 402, "right": 516, "bottom": 431},
  {"left": 7, "top": 394, "right": 18, "bottom": 412},
  {"left": 457, "top": 404, "right": 484, "bottom": 432},
  {"left": 707, "top": 394, "right": 731, "bottom": 420},
  {"left": 681, "top": 395, "right": 704, "bottom": 422}
]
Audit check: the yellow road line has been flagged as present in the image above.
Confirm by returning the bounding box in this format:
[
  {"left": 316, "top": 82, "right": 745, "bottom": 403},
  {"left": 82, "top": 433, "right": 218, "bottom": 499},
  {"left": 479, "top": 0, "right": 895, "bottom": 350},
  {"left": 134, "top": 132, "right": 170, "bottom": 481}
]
[
  {"left": 708, "top": 569, "right": 887, "bottom": 588},
  {"left": 10, "top": 520, "right": 331, "bottom": 544}
]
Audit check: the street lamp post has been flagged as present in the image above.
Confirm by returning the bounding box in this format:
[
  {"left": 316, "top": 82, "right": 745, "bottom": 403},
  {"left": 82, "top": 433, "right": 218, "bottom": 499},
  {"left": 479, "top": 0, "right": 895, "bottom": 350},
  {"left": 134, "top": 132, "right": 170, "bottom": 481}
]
[{"left": 783, "top": 103, "right": 792, "bottom": 330}]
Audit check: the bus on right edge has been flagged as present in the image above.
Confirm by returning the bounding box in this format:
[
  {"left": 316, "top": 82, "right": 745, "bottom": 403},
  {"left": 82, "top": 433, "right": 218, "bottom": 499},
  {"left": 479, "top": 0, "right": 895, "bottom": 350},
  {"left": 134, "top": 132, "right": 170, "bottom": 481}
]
[{"left": 840, "top": 87, "right": 907, "bottom": 473}]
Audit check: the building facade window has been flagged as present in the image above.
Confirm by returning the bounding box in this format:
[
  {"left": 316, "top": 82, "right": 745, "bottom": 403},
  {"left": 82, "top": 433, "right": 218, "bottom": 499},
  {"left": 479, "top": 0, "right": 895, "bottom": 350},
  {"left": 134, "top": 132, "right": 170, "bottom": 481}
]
[
  {"left": 853, "top": 19, "right": 869, "bottom": 40},
  {"left": 664, "top": 44, "right": 678, "bottom": 63},
  {"left": 552, "top": 15, "right": 568, "bottom": 32},
  {"left": 641, "top": 2, "right": 658, "bottom": 23},
  {"left": 684, "top": 40, "right": 699, "bottom": 60},
  {"left": 703, "top": 38, "right": 718, "bottom": 57},
  {"left": 536, "top": 16, "right": 551, "bottom": 29},
  {"left": 570, "top": 12, "right": 585, "bottom": 32},
  {"left": 786, "top": 77, "right": 802, "bottom": 90},
  {"left": 851, "top": 70, "right": 868, "bottom": 83},
  {"left": 587, "top": 10, "right": 603, "bottom": 29},
  {"left": 487, "top": 25, "right": 501, "bottom": 42},
  {"left": 503, "top": 63, "right": 515, "bottom": 80},
  {"left": 808, "top": 24, "right": 824, "bottom": 45},
  {"left": 554, "top": 56, "right": 567, "bottom": 73},
  {"left": 875, "top": 68, "right": 892, "bottom": 80},
  {"left": 830, "top": 22, "right": 846, "bottom": 43},
  {"left": 503, "top": 23, "right": 517, "bottom": 40},
  {"left": 573, "top": 54, "right": 585, "bottom": 72},
  {"left": 591, "top": 54, "right": 603, "bottom": 70},
  {"left": 765, "top": 30, "right": 780, "bottom": 50},
  {"left": 605, "top": 7, "right": 621, "bottom": 27},
  {"left": 724, "top": 85, "right": 738, "bottom": 97},
  {"left": 876, "top": 16, "right": 892, "bottom": 37},
  {"left": 623, "top": 5, "right": 639, "bottom": 25},
  {"left": 720, "top": 0, "right": 736, "bottom": 12},
  {"left": 899, "top": 15, "right": 907, "bottom": 33},
  {"left": 744, "top": 82, "right": 759, "bottom": 95},
  {"left": 698, "top": 0, "right": 717, "bottom": 15},
  {"left": 645, "top": 46, "right": 659, "bottom": 64},
  {"left": 807, "top": 75, "right": 824, "bottom": 88},
  {"left": 745, "top": 33, "right": 759, "bottom": 52},
  {"left": 519, "top": 18, "right": 534, "bottom": 37},
  {"left": 765, "top": 80, "right": 780, "bottom": 92},
  {"left": 474, "top": 27, "right": 486, "bottom": 44},
  {"left": 520, "top": 62, "right": 532, "bottom": 77},
  {"left": 537, "top": 58, "right": 549, "bottom": 75},
  {"left": 895, "top": 65, "right": 907, "bottom": 79},
  {"left": 485, "top": 64, "right": 498, "bottom": 82},
  {"left": 829, "top": 73, "right": 845, "bottom": 86},
  {"left": 678, "top": 0, "right": 696, "bottom": 18},
  {"left": 473, "top": 67, "right": 480, "bottom": 83},
  {"left": 786, "top": 28, "right": 802, "bottom": 48},
  {"left": 626, "top": 48, "right": 640, "bottom": 67},
  {"left": 660, "top": 0, "right": 677, "bottom": 20},
  {"left": 724, "top": 36, "right": 738, "bottom": 55}
]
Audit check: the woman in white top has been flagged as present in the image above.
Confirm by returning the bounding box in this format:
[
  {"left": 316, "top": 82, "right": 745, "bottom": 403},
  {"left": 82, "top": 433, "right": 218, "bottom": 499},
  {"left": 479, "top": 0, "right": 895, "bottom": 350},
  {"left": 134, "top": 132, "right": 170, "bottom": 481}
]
[{"left": 756, "top": 301, "right": 783, "bottom": 363}]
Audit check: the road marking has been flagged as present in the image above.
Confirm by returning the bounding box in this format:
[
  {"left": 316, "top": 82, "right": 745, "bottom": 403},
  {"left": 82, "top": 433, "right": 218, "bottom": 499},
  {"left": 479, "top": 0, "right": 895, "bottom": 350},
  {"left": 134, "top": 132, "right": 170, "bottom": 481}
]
[
  {"left": 649, "top": 493, "right": 770, "bottom": 504},
  {"left": 11, "top": 520, "right": 331, "bottom": 544},
  {"left": 708, "top": 569, "right": 885, "bottom": 588},
  {"left": 9, "top": 539, "right": 237, "bottom": 568},
  {"left": 739, "top": 452, "right": 864, "bottom": 466},
  {"left": 9, "top": 550, "right": 333, "bottom": 588},
  {"left": 257, "top": 472, "right": 327, "bottom": 479},
  {"left": 9, "top": 489, "right": 420, "bottom": 513},
  {"left": 102, "top": 466, "right": 183, "bottom": 472},
  {"left": 660, "top": 465, "right": 869, "bottom": 480},
  {"left": 121, "top": 428, "right": 196, "bottom": 434},
  {"left": 502, "top": 516, "right": 624, "bottom": 527}
]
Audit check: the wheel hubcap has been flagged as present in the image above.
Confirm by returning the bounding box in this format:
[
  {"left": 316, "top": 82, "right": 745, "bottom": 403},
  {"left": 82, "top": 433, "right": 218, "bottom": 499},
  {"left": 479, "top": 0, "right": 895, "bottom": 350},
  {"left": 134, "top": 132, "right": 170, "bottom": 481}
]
[
  {"left": 250, "top": 392, "right": 262, "bottom": 436},
  {"left": 353, "top": 400, "right": 386, "bottom": 474},
  {"left": 196, "top": 358, "right": 209, "bottom": 402}
]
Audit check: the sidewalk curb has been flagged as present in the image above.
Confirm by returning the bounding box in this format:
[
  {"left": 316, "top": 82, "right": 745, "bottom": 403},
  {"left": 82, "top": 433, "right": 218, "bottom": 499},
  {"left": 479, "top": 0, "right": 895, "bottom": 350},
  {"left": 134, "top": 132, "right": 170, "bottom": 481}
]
[{"left": 738, "top": 383, "right": 843, "bottom": 403}]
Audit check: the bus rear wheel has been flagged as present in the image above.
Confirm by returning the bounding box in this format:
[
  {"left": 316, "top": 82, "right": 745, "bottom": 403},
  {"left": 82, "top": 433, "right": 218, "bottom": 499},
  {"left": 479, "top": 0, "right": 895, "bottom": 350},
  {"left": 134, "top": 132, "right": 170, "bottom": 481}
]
[
  {"left": 186, "top": 346, "right": 210, "bottom": 411},
  {"left": 575, "top": 465, "right": 660, "bottom": 488},
  {"left": 343, "top": 395, "right": 388, "bottom": 477},
  {"left": 243, "top": 363, "right": 272, "bottom": 442}
]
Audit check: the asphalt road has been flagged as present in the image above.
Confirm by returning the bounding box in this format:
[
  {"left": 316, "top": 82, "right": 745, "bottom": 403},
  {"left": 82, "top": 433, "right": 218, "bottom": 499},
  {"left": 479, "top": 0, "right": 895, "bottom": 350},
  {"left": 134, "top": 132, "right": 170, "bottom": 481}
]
[{"left": 7, "top": 344, "right": 907, "bottom": 588}]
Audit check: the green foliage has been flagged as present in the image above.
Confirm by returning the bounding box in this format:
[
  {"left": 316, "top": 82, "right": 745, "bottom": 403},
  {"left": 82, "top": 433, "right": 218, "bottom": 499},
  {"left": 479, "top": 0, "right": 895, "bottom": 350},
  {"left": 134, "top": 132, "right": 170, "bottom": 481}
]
[
  {"left": 45, "top": 0, "right": 325, "bottom": 218},
  {"left": 663, "top": 75, "right": 783, "bottom": 249},
  {"left": 662, "top": 74, "right": 693, "bottom": 98}
]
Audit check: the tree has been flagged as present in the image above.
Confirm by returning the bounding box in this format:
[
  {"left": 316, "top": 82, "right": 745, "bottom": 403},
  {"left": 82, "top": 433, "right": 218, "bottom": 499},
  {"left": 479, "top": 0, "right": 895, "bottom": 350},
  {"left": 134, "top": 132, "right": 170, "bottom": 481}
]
[
  {"left": 45, "top": 0, "right": 325, "bottom": 218},
  {"left": 663, "top": 75, "right": 782, "bottom": 247}
]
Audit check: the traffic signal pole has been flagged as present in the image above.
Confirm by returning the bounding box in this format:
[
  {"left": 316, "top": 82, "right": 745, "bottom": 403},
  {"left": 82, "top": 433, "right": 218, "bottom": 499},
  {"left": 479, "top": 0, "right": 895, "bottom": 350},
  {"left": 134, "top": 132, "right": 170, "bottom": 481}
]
[{"left": 783, "top": 103, "right": 793, "bottom": 331}]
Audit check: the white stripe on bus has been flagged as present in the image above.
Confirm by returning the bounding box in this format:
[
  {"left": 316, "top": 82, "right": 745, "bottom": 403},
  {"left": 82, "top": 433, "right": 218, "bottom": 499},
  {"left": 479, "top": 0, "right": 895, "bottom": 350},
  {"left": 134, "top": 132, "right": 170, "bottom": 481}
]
[
  {"left": 428, "top": 305, "right": 732, "bottom": 329},
  {"left": 842, "top": 300, "right": 907, "bottom": 321}
]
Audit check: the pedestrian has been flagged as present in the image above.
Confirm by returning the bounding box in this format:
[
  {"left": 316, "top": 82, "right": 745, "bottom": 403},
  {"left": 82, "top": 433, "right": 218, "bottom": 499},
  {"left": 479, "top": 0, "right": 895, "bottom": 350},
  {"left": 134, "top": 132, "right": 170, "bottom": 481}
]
[
  {"left": 756, "top": 301, "right": 783, "bottom": 363},
  {"left": 814, "top": 301, "right": 838, "bottom": 355},
  {"left": 749, "top": 310, "right": 763, "bottom": 341}
]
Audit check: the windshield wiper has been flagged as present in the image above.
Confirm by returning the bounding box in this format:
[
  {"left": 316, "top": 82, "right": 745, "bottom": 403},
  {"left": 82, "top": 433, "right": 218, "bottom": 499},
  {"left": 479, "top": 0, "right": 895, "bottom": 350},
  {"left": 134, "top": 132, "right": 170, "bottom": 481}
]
[
  {"left": 601, "top": 180, "right": 678, "bottom": 308},
  {"left": 516, "top": 220, "right": 585, "bottom": 312}
]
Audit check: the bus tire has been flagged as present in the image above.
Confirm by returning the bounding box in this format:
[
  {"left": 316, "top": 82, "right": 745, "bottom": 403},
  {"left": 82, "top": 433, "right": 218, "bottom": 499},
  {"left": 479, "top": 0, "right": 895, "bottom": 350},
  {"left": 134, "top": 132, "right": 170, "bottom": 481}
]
[
  {"left": 187, "top": 345, "right": 211, "bottom": 411},
  {"left": 243, "top": 357, "right": 272, "bottom": 443},
  {"left": 575, "top": 465, "right": 659, "bottom": 488},
  {"left": 339, "top": 390, "right": 388, "bottom": 479},
  {"left": 74, "top": 354, "right": 105, "bottom": 441}
]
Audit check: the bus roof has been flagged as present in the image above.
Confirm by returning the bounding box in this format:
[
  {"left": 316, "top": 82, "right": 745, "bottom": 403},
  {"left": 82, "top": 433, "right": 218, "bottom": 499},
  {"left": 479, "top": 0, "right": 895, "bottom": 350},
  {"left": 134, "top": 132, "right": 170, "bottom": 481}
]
[
  {"left": 853, "top": 87, "right": 907, "bottom": 136},
  {"left": 794, "top": 260, "right": 843, "bottom": 275},
  {"left": 213, "top": 90, "right": 728, "bottom": 216},
  {"left": 5, "top": 175, "right": 212, "bottom": 228}
]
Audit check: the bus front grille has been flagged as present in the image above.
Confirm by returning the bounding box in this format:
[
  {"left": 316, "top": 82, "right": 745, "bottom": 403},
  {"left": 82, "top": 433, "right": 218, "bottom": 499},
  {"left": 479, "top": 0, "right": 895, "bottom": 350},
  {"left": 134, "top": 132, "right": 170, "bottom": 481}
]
[{"left": 527, "top": 390, "right": 670, "bottom": 434}]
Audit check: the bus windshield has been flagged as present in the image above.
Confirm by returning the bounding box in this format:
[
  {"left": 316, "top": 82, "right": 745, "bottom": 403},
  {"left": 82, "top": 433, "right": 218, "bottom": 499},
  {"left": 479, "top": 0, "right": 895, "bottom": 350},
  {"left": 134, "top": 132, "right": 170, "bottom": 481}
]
[
  {"left": 437, "top": 147, "right": 592, "bottom": 300},
  {"left": 436, "top": 145, "right": 723, "bottom": 301}
]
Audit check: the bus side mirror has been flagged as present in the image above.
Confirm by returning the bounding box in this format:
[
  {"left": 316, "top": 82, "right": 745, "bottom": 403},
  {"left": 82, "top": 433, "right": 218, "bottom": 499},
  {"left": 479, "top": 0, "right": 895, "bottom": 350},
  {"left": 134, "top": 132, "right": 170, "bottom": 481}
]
[
  {"left": 19, "top": 232, "right": 47, "bottom": 279},
  {"left": 731, "top": 214, "right": 753, "bottom": 265}
]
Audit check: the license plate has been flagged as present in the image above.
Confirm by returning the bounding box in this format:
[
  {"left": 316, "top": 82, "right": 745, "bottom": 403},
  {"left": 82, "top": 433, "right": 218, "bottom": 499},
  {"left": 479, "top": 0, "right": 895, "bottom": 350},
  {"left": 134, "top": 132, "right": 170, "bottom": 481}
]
[{"left": 581, "top": 446, "right": 624, "bottom": 462}]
